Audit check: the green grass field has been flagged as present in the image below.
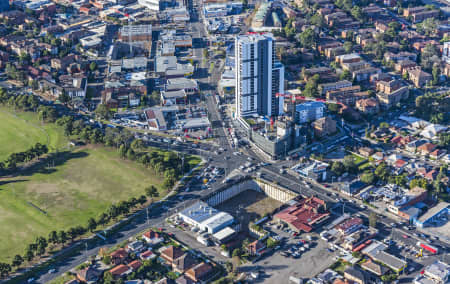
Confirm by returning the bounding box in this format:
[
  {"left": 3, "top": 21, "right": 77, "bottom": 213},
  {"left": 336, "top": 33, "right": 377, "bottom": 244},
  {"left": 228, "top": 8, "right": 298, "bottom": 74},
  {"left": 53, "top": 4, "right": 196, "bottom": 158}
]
[
  {"left": 0, "top": 108, "right": 68, "bottom": 160},
  {"left": 0, "top": 108, "right": 198, "bottom": 263},
  {"left": 0, "top": 146, "right": 167, "bottom": 262}
]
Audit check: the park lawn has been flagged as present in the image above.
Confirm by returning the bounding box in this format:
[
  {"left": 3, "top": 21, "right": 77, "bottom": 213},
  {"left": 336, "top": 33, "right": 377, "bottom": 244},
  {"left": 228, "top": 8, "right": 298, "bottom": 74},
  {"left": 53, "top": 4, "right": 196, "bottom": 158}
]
[
  {"left": 0, "top": 145, "right": 167, "bottom": 263},
  {"left": 0, "top": 108, "right": 68, "bottom": 160}
]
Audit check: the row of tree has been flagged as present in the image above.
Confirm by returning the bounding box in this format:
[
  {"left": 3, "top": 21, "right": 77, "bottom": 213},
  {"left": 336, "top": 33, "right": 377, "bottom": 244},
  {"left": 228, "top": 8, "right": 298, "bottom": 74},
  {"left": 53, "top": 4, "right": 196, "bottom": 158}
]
[
  {"left": 0, "top": 190, "right": 158, "bottom": 278},
  {"left": 0, "top": 143, "right": 48, "bottom": 172},
  {"left": 55, "top": 115, "right": 187, "bottom": 189}
]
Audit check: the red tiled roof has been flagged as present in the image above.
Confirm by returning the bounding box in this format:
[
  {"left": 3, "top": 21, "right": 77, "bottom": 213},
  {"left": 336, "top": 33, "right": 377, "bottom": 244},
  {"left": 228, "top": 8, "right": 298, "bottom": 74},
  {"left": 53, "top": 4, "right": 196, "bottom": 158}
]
[
  {"left": 143, "top": 230, "right": 161, "bottom": 239},
  {"left": 128, "top": 260, "right": 142, "bottom": 271},
  {"left": 161, "top": 246, "right": 185, "bottom": 262},
  {"left": 110, "top": 248, "right": 128, "bottom": 259},
  {"left": 395, "top": 159, "right": 407, "bottom": 168},
  {"left": 274, "top": 197, "right": 330, "bottom": 232},
  {"left": 109, "top": 264, "right": 129, "bottom": 276},
  {"left": 141, "top": 250, "right": 154, "bottom": 259}
]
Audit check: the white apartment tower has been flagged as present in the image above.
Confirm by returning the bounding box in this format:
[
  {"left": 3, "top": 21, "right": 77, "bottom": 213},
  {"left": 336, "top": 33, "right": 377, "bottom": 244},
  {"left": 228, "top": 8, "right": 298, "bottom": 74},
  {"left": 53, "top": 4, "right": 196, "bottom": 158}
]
[{"left": 235, "top": 33, "right": 284, "bottom": 119}]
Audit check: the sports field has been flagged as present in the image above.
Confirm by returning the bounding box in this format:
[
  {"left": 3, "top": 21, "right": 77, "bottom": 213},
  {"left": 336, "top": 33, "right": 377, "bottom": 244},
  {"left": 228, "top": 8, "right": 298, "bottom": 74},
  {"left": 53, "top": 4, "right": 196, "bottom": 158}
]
[
  {"left": 0, "top": 108, "right": 67, "bottom": 160},
  {"left": 0, "top": 146, "right": 167, "bottom": 262},
  {"left": 0, "top": 109, "right": 179, "bottom": 262}
]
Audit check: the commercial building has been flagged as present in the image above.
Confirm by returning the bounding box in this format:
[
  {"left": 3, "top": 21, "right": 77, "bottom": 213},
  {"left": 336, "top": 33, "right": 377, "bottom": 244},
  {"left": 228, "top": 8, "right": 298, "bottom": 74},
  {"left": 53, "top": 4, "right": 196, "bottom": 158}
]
[
  {"left": 415, "top": 202, "right": 449, "bottom": 228},
  {"left": 138, "top": 0, "right": 160, "bottom": 11},
  {"left": 235, "top": 33, "right": 284, "bottom": 119},
  {"left": 178, "top": 201, "right": 234, "bottom": 234},
  {"left": 118, "top": 25, "right": 152, "bottom": 42},
  {"left": 423, "top": 261, "right": 449, "bottom": 283},
  {"left": 295, "top": 101, "right": 325, "bottom": 124},
  {"left": 273, "top": 197, "right": 330, "bottom": 232}
]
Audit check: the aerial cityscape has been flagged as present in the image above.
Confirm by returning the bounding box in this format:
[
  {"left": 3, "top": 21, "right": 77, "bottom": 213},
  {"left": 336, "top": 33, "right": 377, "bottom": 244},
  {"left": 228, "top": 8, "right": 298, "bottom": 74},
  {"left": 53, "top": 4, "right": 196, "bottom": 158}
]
[{"left": 0, "top": 0, "right": 448, "bottom": 282}]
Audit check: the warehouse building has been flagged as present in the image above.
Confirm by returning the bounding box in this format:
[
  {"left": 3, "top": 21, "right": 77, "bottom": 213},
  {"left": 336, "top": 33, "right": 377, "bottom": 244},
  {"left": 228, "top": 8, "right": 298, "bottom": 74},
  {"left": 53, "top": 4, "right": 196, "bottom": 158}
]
[{"left": 178, "top": 201, "right": 234, "bottom": 234}]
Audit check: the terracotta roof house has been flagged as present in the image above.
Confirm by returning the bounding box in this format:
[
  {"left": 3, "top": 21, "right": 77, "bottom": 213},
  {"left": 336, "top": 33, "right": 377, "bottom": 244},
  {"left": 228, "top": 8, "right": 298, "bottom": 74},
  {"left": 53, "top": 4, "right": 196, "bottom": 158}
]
[
  {"left": 128, "top": 260, "right": 142, "bottom": 271},
  {"left": 109, "top": 264, "right": 131, "bottom": 279},
  {"left": 142, "top": 230, "right": 164, "bottom": 246},
  {"left": 76, "top": 266, "right": 101, "bottom": 283},
  {"left": 430, "top": 149, "right": 446, "bottom": 160},
  {"left": 160, "top": 245, "right": 185, "bottom": 264},
  {"left": 140, "top": 250, "right": 157, "bottom": 261},
  {"left": 185, "top": 262, "right": 213, "bottom": 283},
  {"left": 172, "top": 253, "right": 197, "bottom": 273},
  {"left": 247, "top": 240, "right": 266, "bottom": 256},
  {"left": 360, "top": 259, "right": 388, "bottom": 276},
  {"left": 424, "top": 170, "right": 438, "bottom": 181},
  {"left": 110, "top": 248, "right": 128, "bottom": 265},
  {"left": 417, "top": 143, "right": 437, "bottom": 156}
]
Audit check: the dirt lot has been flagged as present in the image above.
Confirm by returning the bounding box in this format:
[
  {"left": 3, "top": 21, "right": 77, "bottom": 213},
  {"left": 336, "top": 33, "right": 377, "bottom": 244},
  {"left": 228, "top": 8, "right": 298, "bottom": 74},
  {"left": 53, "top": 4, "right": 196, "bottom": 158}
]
[{"left": 215, "top": 190, "right": 283, "bottom": 230}]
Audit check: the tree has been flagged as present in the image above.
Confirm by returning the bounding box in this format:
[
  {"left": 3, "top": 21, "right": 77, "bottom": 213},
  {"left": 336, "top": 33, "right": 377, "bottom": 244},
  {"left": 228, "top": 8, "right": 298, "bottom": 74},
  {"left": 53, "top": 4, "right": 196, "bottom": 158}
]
[
  {"left": 343, "top": 156, "right": 356, "bottom": 173},
  {"left": 145, "top": 185, "right": 159, "bottom": 202},
  {"left": 89, "top": 62, "right": 97, "bottom": 72},
  {"left": 420, "top": 44, "right": 439, "bottom": 71},
  {"left": 266, "top": 237, "right": 279, "bottom": 248},
  {"left": 303, "top": 74, "right": 320, "bottom": 97},
  {"left": 36, "top": 236, "right": 48, "bottom": 255},
  {"left": 310, "top": 13, "right": 325, "bottom": 27},
  {"left": 331, "top": 161, "right": 345, "bottom": 175},
  {"left": 59, "top": 90, "right": 71, "bottom": 105},
  {"left": 232, "top": 248, "right": 241, "bottom": 257},
  {"left": 369, "top": 212, "right": 377, "bottom": 228},
  {"left": 57, "top": 230, "right": 67, "bottom": 245},
  {"left": 374, "top": 162, "right": 389, "bottom": 181},
  {"left": 351, "top": 6, "right": 365, "bottom": 21},
  {"left": 12, "top": 255, "right": 23, "bottom": 267},
  {"left": 340, "top": 70, "right": 352, "bottom": 81},
  {"left": 432, "top": 64, "right": 440, "bottom": 86},
  {"left": 343, "top": 41, "right": 353, "bottom": 53},
  {"left": 48, "top": 231, "right": 58, "bottom": 244},
  {"left": 87, "top": 217, "right": 97, "bottom": 232},
  {"left": 0, "top": 262, "right": 11, "bottom": 277},
  {"left": 361, "top": 172, "right": 375, "bottom": 184},
  {"left": 299, "top": 28, "right": 317, "bottom": 49},
  {"left": 24, "top": 248, "right": 34, "bottom": 261},
  {"left": 94, "top": 104, "right": 110, "bottom": 119},
  {"left": 410, "top": 178, "right": 427, "bottom": 190},
  {"left": 416, "top": 18, "right": 438, "bottom": 36}
]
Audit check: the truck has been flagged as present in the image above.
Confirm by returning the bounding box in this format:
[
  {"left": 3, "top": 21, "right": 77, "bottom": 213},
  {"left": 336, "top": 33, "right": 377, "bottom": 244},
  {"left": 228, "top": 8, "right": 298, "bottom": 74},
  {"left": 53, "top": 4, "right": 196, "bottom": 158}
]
[{"left": 416, "top": 241, "right": 438, "bottom": 254}]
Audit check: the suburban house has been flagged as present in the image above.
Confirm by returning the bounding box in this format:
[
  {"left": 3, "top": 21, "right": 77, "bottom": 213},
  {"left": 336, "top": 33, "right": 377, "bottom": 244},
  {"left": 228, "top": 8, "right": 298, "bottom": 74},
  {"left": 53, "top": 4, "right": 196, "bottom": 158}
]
[
  {"left": 110, "top": 248, "right": 128, "bottom": 265},
  {"left": 76, "top": 265, "right": 101, "bottom": 283},
  {"left": 160, "top": 245, "right": 185, "bottom": 264},
  {"left": 185, "top": 262, "right": 213, "bottom": 283},
  {"left": 142, "top": 230, "right": 165, "bottom": 246}
]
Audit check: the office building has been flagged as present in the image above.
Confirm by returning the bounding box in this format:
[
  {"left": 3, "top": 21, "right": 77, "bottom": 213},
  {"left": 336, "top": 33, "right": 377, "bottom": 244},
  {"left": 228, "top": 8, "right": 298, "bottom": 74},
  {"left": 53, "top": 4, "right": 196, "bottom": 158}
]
[
  {"left": 138, "top": 0, "right": 160, "bottom": 11},
  {"left": 235, "top": 33, "right": 284, "bottom": 119}
]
